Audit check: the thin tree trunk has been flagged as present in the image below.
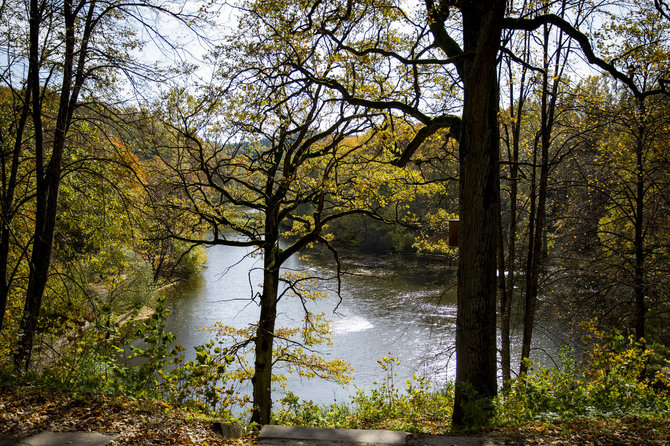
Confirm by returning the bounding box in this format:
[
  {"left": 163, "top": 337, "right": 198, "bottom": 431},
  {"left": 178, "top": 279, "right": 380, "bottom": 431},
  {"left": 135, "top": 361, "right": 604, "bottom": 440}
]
[
  {"left": 15, "top": 0, "right": 75, "bottom": 371},
  {"left": 0, "top": 87, "right": 32, "bottom": 333},
  {"left": 13, "top": 0, "right": 46, "bottom": 371},
  {"left": 500, "top": 52, "right": 526, "bottom": 386},
  {"left": 633, "top": 125, "right": 646, "bottom": 341},
  {"left": 14, "top": 0, "right": 97, "bottom": 371},
  {"left": 519, "top": 137, "right": 538, "bottom": 376},
  {"left": 14, "top": 136, "right": 65, "bottom": 370},
  {"left": 496, "top": 175, "right": 508, "bottom": 382},
  {"left": 0, "top": 228, "right": 10, "bottom": 333},
  {"left": 501, "top": 131, "right": 519, "bottom": 386},
  {"left": 519, "top": 140, "right": 549, "bottom": 375},
  {"left": 519, "top": 22, "right": 561, "bottom": 376}
]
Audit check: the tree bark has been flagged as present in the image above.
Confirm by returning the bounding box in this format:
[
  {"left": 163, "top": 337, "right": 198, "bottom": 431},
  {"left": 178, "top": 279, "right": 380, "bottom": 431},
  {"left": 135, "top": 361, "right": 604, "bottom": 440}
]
[
  {"left": 0, "top": 85, "right": 32, "bottom": 334},
  {"left": 496, "top": 176, "right": 508, "bottom": 384},
  {"left": 452, "top": 0, "right": 505, "bottom": 427},
  {"left": 14, "top": 0, "right": 90, "bottom": 371},
  {"left": 501, "top": 126, "right": 518, "bottom": 386},
  {"left": 500, "top": 52, "right": 526, "bottom": 386},
  {"left": 519, "top": 132, "right": 548, "bottom": 376},
  {"left": 633, "top": 122, "right": 646, "bottom": 341},
  {"left": 13, "top": 0, "right": 47, "bottom": 370},
  {"left": 519, "top": 23, "right": 558, "bottom": 376},
  {"left": 251, "top": 212, "right": 281, "bottom": 425}
]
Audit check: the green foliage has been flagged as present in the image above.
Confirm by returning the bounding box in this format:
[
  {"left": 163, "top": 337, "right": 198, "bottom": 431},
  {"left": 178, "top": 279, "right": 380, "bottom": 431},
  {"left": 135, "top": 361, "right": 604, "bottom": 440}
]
[
  {"left": 273, "top": 355, "right": 454, "bottom": 434},
  {"left": 324, "top": 214, "right": 415, "bottom": 253},
  {"left": 496, "top": 349, "right": 588, "bottom": 423},
  {"left": 0, "top": 101, "right": 207, "bottom": 369},
  {"left": 203, "top": 314, "right": 354, "bottom": 390},
  {"left": 349, "top": 356, "right": 454, "bottom": 432},
  {"left": 173, "top": 244, "right": 207, "bottom": 277},
  {"left": 496, "top": 328, "right": 670, "bottom": 425},
  {"left": 274, "top": 392, "right": 356, "bottom": 428},
  {"left": 273, "top": 334, "right": 669, "bottom": 434},
  {"left": 452, "top": 382, "right": 496, "bottom": 432},
  {"left": 1, "top": 297, "right": 244, "bottom": 420},
  {"left": 91, "top": 297, "right": 245, "bottom": 417}
]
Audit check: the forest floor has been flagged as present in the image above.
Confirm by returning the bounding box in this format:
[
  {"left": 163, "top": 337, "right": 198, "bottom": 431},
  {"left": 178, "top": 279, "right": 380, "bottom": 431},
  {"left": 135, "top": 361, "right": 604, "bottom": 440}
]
[{"left": 1, "top": 386, "right": 670, "bottom": 445}]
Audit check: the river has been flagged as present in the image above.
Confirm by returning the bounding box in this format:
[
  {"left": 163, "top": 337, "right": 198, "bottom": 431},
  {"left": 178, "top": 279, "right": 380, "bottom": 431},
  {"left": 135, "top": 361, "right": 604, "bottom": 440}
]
[{"left": 165, "top": 243, "right": 562, "bottom": 408}]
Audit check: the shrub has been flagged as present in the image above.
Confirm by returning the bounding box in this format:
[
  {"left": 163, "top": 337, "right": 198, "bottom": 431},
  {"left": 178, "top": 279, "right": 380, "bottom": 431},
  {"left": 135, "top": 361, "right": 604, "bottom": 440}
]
[
  {"left": 273, "top": 355, "right": 453, "bottom": 434},
  {"left": 496, "top": 328, "right": 670, "bottom": 425}
]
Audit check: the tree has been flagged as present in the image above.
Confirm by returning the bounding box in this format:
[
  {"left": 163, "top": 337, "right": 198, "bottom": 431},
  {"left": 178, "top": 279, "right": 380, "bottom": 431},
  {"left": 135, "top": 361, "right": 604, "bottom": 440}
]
[
  {"left": 656, "top": 0, "right": 670, "bottom": 20},
  {"left": 0, "top": 2, "right": 35, "bottom": 335},
  {"left": 149, "top": 31, "right": 402, "bottom": 420},
  {"left": 235, "top": 0, "right": 500, "bottom": 425},
  {"left": 511, "top": 0, "right": 588, "bottom": 376},
  {"left": 559, "top": 77, "right": 670, "bottom": 339},
  {"left": 551, "top": 0, "right": 669, "bottom": 342},
  {"left": 498, "top": 27, "right": 533, "bottom": 385},
  {"left": 5, "top": 0, "right": 204, "bottom": 371},
  {"left": 593, "top": 0, "right": 670, "bottom": 340}
]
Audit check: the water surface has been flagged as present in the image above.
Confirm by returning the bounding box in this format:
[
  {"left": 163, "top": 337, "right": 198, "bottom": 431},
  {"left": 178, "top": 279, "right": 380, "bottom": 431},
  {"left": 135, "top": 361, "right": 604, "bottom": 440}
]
[{"left": 165, "top": 243, "right": 561, "bottom": 407}]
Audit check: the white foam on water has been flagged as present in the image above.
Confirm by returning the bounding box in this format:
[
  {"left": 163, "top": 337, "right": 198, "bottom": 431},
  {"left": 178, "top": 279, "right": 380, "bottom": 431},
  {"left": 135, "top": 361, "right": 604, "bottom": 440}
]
[{"left": 332, "top": 315, "right": 374, "bottom": 333}]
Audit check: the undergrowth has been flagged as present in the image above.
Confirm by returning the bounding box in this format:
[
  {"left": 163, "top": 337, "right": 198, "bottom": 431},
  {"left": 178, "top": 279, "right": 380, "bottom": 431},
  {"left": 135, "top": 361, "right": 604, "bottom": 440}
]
[
  {"left": 495, "top": 327, "right": 670, "bottom": 425},
  {"left": 273, "top": 355, "right": 453, "bottom": 434},
  {"left": 273, "top": 328, "right": 670, "bottom": 433},
  {"left": 0, "top": 296, "right": 244, "bottom": 422},
  {"left": 2, "top": 313, "right": 669, "bottom": 434}
]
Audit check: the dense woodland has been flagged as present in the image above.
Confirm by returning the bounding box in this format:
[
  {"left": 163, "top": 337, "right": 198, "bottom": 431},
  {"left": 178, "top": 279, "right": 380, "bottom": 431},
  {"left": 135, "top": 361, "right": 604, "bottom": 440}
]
[{"left": 1, "top": 0, "right": 669, "bottom": 436}]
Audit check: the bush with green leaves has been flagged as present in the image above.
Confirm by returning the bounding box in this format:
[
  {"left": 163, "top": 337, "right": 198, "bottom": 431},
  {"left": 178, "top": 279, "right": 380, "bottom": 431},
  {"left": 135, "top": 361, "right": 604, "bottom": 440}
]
[
  {"left": 496, "top": 328, "right": 670, "bottom": 425},
  {"left": 274, "top": 391, "right": 355, "bottom": 428},
  {"left": 4, "top": 296, "right": 246, "bottom": 419},
  {"left": 94, "top": 297, "right": 247, "bottom": 416},
  {"left": 273, "top": 355, "right": 454, "bottom": 434}
]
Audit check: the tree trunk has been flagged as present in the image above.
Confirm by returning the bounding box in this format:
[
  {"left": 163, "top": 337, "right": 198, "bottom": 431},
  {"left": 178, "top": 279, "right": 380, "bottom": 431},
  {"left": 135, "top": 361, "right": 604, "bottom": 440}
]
[
  {"left": 452, "top": 0, "right": 505, "bottom": 428},
  {"left": 496, "top": 176, "right": 509, "bottom": 385},
  {"left": 13, "top": 0, "right": 46, "bottom": 371},
  {"left": 0, "top": 87, "right": 31, "bottom": 334},
  {"left": 633, "top": 126, "right": 646, "bottom": 341},
  {"left": 251, "top": 264, "right": 279, "bottom": 425},
  {"left": 0, "top": 230, "right": 10, "bottom": 333},
  {"left": 14, "top": 0, "right": 79, "bottom": 371},
  {"left": 501, "top": 121, "right": 519, "bottom": 386},
  {"left": 251, "top": 217, "right": 281, "bottom": 425},
  {"left": 14, "top": 119, "right": 66, "bottom": 370},
  {"left": 519, "top": 138, "right": 547, "bottom": 376},
  {"left": 519, "top": 24, "right": 556, "bottom": 376},
  {"left": 500, "top": 53, "right": 526, "bottom": 386}
]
